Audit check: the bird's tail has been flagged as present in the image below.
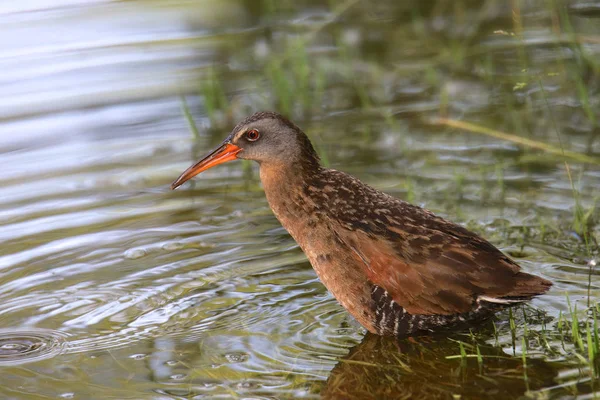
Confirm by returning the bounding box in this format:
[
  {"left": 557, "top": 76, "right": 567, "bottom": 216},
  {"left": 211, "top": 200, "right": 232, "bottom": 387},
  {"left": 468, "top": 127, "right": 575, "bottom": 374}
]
[{"left": 500, "top": 271, "right": 552, "bottom": 300}]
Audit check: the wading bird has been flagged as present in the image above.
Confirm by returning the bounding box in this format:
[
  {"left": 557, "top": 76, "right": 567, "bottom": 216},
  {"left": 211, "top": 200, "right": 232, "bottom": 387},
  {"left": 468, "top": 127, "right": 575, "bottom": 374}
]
[{"left": 171, "top": 112, "right": 551, "bottom": 336}]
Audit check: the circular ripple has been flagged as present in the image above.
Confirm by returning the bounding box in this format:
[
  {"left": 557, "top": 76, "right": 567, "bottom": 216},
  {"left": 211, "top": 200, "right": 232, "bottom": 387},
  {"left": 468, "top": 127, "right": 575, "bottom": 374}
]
[{"left": 0, "top": 328, "right": 69, "bottom": 366}]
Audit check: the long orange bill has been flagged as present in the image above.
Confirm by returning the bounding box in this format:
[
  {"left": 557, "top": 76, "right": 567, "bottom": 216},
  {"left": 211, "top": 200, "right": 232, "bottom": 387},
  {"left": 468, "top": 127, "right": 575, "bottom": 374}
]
[{"left": 171, "top": 142, "right": 242, "bottom": 190}]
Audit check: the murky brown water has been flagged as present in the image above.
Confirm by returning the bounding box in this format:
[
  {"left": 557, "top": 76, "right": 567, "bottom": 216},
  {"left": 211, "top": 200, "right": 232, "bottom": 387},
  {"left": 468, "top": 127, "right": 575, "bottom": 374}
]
[{"left": 0, "top": 1, "right": 599, "bottom": 399}]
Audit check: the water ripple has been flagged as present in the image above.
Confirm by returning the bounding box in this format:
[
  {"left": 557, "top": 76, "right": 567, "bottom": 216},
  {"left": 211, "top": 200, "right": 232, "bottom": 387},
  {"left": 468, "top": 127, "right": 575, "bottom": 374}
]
[{"left": 0, "top": 328, "right": 69, "bottom": 366}]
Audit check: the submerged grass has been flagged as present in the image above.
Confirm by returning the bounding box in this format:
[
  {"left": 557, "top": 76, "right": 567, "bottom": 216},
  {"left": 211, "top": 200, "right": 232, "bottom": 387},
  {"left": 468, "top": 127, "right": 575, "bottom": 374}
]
[
  {"left": 199, "top": 68, "right": 228, "bottom": 124},
  {"left": 433, "top": 118, "right": 600, "bottom": 166},
  {"left": 445, "top": 296, "right": 600, "bottom": 393},
  {"left": 180, "top": 95, "right": 200, "bottom": 139}
]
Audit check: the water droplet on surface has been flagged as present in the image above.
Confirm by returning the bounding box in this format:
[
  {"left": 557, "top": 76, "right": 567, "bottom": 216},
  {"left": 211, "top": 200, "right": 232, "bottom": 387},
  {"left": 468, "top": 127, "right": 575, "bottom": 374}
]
[
  {"left": 225, "top": 352, "right": 249, "bottom": 363},
  {"left": 124, "top": 248, "right": 147, "bottom": 259},
  {"left": 162, "top": 242, "right": 184, "bottom": 251},
  {"left": 237, "top": 381, "right": 257, "bottom": 389},
  {"left": 1, "top": 343, "right": 24, "bottom": 351},
  {"left": 231, "top": 210, "right": 243, "bottom": 218}
]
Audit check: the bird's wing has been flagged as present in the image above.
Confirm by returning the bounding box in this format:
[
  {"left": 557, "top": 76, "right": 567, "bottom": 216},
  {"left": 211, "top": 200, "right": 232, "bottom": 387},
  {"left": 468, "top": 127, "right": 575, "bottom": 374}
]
[
  {"left": 336, "top": 226, "right": 547, "bottom": 316},
  {"left": 319, "top": 169, "right": 550, "bottom": 316}
]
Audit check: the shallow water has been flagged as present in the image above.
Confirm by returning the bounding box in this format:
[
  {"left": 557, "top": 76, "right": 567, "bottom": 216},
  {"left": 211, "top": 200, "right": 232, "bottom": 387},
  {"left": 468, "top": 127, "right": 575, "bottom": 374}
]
[{"left": 0, "top": 0, "right": 599, "bottom": 399}]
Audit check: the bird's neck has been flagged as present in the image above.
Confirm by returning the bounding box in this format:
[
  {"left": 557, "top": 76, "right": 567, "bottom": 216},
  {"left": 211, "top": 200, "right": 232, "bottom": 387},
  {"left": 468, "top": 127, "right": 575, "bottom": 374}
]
[{"left": 259, "top": 161, "right": 323, "bottom": 240}]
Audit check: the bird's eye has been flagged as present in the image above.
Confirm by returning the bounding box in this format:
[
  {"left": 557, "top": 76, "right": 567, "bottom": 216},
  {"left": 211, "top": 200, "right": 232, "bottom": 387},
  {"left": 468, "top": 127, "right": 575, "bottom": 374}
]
[{"left": 245, "top": 129, "right": 260, "bottom": 141}]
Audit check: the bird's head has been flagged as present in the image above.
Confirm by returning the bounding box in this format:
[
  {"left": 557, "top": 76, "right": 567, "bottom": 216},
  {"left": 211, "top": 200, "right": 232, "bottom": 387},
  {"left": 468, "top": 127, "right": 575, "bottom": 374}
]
[{"left": 171, "top": 112, "right": 320, "bottom": 189}]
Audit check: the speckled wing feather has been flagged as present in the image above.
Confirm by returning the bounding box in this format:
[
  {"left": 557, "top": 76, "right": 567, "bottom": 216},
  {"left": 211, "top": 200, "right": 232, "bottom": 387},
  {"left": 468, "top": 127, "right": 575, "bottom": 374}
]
[{"left": 310, "top": 169, "right": 551, "bottom": 316}]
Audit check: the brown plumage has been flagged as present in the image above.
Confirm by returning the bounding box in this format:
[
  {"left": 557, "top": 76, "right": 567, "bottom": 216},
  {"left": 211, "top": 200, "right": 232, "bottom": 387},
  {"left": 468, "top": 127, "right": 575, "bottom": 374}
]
[{"left": 171, "top": 111, "right": 552, "bottom": 336}]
